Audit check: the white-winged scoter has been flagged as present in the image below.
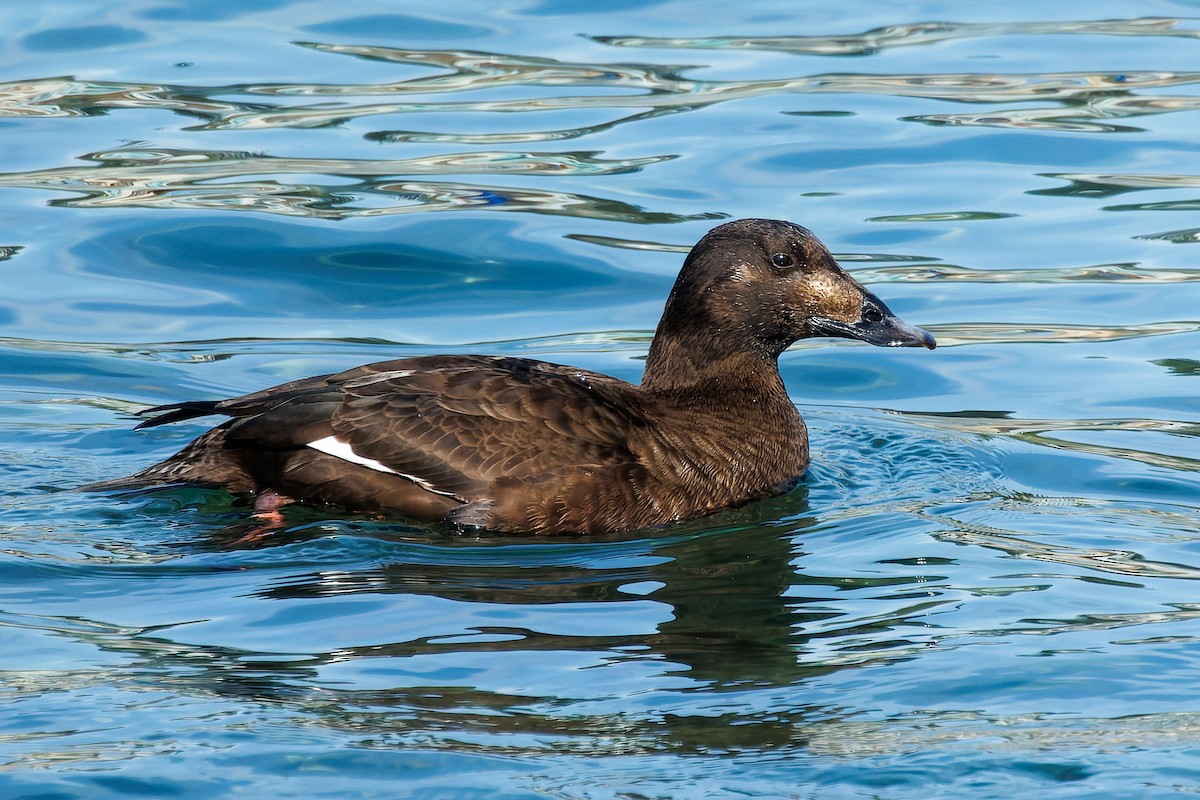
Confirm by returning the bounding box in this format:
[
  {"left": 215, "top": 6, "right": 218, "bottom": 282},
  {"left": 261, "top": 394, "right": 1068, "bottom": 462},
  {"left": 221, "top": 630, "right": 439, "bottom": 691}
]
[{"left": 85, "top": 219, "right": 935, "bottom": 534}]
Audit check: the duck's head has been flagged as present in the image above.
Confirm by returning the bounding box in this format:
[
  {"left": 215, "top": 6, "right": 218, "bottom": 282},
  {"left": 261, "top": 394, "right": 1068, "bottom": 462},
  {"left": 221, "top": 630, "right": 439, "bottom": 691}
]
[{"left": 650, "top": 218, "right": 935, "bottom": 369}]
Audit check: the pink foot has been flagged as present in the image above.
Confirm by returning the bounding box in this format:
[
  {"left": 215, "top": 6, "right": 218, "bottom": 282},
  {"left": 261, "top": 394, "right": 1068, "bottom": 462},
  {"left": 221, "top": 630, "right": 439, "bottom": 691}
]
[
  {"left": 252, "top": 489, "right": 295, "bottom": 516},
  {"left": 234, "top": 491, "right": 296, "bottom": 543}
]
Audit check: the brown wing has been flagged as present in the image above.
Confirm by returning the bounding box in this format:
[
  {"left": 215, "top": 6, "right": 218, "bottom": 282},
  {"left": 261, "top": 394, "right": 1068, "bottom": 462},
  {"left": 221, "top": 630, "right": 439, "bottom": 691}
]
[
  {"left": 328, "top": 356, "right": 644, "bottom": 501},
  {"left": 198, "top": 355, "right": 644, "bottom": 505}
]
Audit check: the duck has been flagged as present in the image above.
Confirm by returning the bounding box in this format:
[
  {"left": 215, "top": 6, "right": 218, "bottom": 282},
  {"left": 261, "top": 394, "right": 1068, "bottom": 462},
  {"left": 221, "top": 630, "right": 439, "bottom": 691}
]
[{"left": 85, "top": 218, "right": 935, "bottom": 534}]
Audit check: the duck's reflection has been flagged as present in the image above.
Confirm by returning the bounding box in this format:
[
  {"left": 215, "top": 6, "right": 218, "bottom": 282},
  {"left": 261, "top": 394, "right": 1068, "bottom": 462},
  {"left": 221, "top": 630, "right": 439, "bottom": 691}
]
[
  {"left": 231, "top": 494, "right": 812, "bottom": 690},
  {"left": 68, "top": 491, "right": 948, "bottom": 755}
]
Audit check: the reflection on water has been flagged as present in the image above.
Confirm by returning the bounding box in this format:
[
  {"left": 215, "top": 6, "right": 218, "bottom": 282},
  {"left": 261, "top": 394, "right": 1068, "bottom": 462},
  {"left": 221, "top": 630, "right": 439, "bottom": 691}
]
[
  {"left": 936, "top": 523, "right": 1200, "bottom": 581},
  {"left": 0, "top": 507, "right": 949, "bottom": 758},
  {"left": 2, "top": 35, "right": 1200, "bottom": 222},
  {"left": 907, "top": 410, "right": 1200, "bottom": 480},
  {"left": 11, "top": 401, "right": 1197, "bottom": 769},
  {"left": 909, "top": 94, "right": 1200, "bottom": 134},
  {"left": 0, "top": 146, "right": 717, "bottom": 222},
  {"left": 593, "top": 17, "right": 1200, "bottom": 56},
  {"left": 9, "top": 44, "right": 1199, "bottom": 130},
  {"left": 851, "top": 262, "right": 1200, "bottom": 284},
  {"left": 5, "top": 5, "right": 1200, "bottom": 798},
  {"left": 924, "top": 321, "right": 1200, "bottom": 346},
  {"left": 1037, "top": 171, "right": 1200, "bottom": 197}
]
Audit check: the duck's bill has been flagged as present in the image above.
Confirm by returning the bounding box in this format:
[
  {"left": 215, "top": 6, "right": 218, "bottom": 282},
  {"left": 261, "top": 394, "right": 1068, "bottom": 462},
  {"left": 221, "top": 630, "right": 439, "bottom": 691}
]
[{"left": 809, "top": 305, "right": 937, "bottom": 350}]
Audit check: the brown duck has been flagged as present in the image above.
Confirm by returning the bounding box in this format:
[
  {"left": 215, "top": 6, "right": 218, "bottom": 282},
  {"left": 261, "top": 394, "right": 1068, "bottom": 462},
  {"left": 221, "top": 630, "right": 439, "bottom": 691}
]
[{"left": 86, "top": 219, "right": 935, "bottom": 534}]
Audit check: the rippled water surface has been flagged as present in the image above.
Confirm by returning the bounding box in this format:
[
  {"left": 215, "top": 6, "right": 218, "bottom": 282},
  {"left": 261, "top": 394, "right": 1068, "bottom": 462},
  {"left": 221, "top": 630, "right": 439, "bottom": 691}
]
[{"left": 3, "top": 1, "right": 1200, "bottom": 797}]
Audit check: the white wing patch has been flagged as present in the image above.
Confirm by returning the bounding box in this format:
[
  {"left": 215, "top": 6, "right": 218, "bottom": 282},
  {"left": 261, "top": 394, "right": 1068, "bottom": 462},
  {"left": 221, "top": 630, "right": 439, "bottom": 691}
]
[
  {"left": 308, "top": 435, "right": 398, "bottom": 474},
  {"left": 306, "top": 435, "right": 461, "bottom": 498}
]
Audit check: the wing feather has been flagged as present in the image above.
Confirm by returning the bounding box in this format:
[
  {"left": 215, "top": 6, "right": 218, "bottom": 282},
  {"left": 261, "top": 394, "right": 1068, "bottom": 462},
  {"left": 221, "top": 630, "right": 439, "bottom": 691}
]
[
  {"left": 327, "top": 356, "right": 643, "bottom": 499},
  {"left": 145, "top": 355, "right": 646, "bottom": 508}
]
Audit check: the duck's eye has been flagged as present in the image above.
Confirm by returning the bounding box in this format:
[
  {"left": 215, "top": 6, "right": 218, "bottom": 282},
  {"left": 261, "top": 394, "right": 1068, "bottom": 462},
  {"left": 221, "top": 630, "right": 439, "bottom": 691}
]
[{"left": 771, "top": 253, "right": 794, "bottom": 268}]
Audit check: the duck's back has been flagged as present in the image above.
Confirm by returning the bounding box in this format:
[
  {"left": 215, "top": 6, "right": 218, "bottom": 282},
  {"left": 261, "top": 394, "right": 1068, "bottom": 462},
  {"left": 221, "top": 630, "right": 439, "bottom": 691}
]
[{"left": 93, "top": 354, "right": 809, "bottom": 533}]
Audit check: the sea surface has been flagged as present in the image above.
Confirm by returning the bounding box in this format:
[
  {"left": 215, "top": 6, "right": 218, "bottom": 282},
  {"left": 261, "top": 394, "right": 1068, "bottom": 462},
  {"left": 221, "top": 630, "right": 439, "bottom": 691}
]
[{"left": 3, "top": 1, "right": 1200, "bottom": 797}]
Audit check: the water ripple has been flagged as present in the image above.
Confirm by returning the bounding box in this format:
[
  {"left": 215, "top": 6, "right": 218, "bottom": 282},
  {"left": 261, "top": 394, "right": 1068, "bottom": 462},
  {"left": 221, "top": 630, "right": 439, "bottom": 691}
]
[
  {"left": 4, "top": 317, "right": 1194, "bottom": 378},
  {"left": 926, "top": 321, "right": 1200, "bottom": 346},
  {"left": 6, "top": 8, "right": 1200, "bottom": 796},
  {"left": 1037, "top": 171, "right": 1200, "bottom": 198},
  {"left": 0, "top": 333, "right": 652, "bottom": 363},
  {"left": 852, "top": 262, "right": 1200, "bottom": 284},
  {"left": 571, "top": 234, "right": 1200, "bottom": 284},
  {"left": 592, "top": 17, "right": 1200, "bottom": 56},
  {"left": 935, "top": 524, "right": 1200, "bottom": 581},
  {"left": 909, "top": 95, "right": 1200, "bottom": 133},
  {"left": 0, "top": 147, "right": 713, "bottom": 221},
  {"left": 2, "top": 49, "right": 1198, "bottom": 133},
  {"left": 2, "top": 37, "right": 1200, "bottom": 225},
  {"left": 908, "top": 412, "right": 1200, "bottom": 473}
]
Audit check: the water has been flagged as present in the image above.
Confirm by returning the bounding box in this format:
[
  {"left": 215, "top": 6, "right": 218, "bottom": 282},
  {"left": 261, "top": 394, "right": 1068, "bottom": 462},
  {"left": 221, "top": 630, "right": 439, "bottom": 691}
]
[{"left": 3, "top": 1, "right": 1200, "bottom": 797}]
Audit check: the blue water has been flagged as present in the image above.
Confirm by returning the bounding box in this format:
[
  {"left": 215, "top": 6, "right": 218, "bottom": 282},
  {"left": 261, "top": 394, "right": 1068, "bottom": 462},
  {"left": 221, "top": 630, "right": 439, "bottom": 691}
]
[{"left": 3, "top": 1, "right": 1200, "bottom": 797}]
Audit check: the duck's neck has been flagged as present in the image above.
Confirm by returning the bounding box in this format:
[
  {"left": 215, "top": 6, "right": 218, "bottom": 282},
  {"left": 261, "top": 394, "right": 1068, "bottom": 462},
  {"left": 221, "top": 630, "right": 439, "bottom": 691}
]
[
  {"left": 639, "top": 325, "right": 808, "bottom": 491},
  {"left": 640, "top": 326, "right": 789, "bottom": 400}
]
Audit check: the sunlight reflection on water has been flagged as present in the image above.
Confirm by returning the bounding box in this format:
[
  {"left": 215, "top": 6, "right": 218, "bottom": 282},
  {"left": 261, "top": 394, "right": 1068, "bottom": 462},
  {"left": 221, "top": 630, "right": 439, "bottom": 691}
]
[{"left": 2, "top": 2, "right": 1200, "bottom": 798}]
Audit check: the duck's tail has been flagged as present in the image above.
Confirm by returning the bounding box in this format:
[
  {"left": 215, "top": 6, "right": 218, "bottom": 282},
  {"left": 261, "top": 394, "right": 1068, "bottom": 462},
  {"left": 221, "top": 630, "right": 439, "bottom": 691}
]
[
  {"left": 133, "top": 400, "right": 224, "bottom": 429},
  {"left": 78, "top": 425, "right": 253, "bottom": 493}
]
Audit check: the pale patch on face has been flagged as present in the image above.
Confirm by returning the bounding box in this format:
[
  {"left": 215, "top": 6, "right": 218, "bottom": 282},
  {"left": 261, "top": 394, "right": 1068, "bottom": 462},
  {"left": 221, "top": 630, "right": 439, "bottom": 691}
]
[
  {"left": 731, "top": 259, "right": 755, "bottom": 283},
  {"left": 307, "top": 435, "right": 460, "bottom": 498},
  {"left": 807, "top": 269, "right": 863, "bottom": 323}
]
